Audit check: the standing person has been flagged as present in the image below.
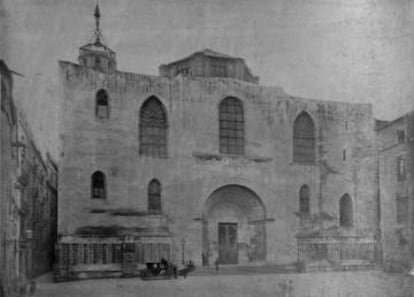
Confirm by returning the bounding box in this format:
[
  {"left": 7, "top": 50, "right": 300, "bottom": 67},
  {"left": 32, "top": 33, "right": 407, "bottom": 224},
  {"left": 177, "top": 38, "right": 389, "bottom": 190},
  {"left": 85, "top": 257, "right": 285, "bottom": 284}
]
[
  {"left": 0, "top": 278, "right": 4, "bottom": 297},
  {"left": 214, "top": 258, "right": 219, "bottom": 274}
]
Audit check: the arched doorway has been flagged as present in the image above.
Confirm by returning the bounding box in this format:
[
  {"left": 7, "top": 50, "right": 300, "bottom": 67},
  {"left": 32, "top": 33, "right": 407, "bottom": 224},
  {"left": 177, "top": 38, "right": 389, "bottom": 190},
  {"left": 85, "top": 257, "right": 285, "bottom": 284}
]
[{"left": 202, "top": 185, "right": 266, "bottom": 265}]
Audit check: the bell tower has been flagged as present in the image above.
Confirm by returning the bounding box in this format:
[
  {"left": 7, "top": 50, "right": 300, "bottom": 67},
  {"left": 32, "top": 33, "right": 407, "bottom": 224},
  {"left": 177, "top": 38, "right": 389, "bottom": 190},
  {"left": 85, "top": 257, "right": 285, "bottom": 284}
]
[{"left": 78, "top": 3, "right": 116, "bottom": 73}]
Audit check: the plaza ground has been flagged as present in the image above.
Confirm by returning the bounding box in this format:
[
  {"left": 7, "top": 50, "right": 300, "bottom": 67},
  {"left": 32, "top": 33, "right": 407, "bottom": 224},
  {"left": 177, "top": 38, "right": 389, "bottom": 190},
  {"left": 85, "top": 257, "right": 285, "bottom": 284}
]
[{"left": 33, "top": 270, "right": 414, "bottom": 297}]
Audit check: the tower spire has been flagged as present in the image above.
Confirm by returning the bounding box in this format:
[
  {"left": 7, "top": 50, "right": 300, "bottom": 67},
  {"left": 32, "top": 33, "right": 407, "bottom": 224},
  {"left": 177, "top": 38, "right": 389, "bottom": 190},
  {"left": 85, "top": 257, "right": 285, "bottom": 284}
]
[
  {"left": 78, "top": 1, "right": 116, "bottom": 72},
  {"left": 93, "top": 2, "right": 102, "bottom": 44}
]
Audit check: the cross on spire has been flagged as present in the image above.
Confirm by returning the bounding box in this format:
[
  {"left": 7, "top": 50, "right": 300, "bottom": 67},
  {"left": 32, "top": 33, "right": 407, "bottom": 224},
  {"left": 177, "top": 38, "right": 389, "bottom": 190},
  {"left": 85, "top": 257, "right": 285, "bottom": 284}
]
[{"left": 94, "top": 2, "right": 100, "bottom": 27}]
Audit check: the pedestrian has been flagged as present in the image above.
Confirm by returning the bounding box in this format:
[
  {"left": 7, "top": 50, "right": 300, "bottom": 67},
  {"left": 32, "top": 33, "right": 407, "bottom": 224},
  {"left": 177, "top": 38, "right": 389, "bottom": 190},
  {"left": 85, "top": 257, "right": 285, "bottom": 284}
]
[
  {"left": 173, "top": 264, "right": 177, "bottom": 279},
  {"left": 0, "top": 278, "right": 4, "bottom": 297},
  {"left": 28, "top": 280, "right": 36, "bottom": 296},
  {"left": 202, "top": 252, "right": 206, "bottom": 266},
  {"left": 214, "top": 257, "right": 219, "bottom": 274},
  {"left": 287, "top": 280, "right": 293, "bottom": 297}
]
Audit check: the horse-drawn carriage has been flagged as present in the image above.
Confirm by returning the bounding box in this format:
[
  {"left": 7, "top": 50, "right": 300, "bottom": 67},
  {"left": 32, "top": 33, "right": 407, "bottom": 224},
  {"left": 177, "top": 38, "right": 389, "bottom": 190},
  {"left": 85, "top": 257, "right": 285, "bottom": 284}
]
[{"left": 139, "top": 259, "right": 195, "bottom": 280}]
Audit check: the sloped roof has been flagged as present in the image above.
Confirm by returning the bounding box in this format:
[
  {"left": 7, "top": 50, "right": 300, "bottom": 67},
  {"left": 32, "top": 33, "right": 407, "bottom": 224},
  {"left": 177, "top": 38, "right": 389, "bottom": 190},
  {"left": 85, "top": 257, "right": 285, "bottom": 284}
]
[
  {"left": 159, "top": 48, "right": 259, "bottom": 83},
  {"left": 197, "top": 48, "right": 240, "bottom": 59},
  {"left": 162, "top": 48, "right": 242, "bottom": 67}
]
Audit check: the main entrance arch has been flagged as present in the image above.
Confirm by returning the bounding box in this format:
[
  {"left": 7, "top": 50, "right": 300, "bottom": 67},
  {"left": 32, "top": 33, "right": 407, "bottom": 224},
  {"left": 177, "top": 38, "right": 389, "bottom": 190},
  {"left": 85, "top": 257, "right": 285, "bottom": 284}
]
[{"left": 202, "top": 185, "right": 266, "bottom": 265}]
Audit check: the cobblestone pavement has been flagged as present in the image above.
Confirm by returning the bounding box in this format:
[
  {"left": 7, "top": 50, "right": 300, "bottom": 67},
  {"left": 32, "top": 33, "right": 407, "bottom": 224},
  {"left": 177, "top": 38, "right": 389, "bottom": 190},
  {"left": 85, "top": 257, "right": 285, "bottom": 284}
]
[{"left": 34, "top": 271, "right": 413, "bottom": 297}]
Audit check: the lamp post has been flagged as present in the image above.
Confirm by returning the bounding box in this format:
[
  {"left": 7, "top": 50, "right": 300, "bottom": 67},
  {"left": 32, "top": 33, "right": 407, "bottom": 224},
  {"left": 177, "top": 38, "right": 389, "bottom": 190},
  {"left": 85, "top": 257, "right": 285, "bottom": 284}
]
[{"left": 181, "top": 237, "right": 186, "bottom": 265}]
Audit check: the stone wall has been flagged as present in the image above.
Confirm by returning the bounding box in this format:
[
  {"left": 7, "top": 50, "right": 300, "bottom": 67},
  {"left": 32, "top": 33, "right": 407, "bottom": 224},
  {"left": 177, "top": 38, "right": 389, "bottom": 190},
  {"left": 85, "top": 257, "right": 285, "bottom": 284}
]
[{"left": 58, "top": 61, "right": 378, "bottom": 266}]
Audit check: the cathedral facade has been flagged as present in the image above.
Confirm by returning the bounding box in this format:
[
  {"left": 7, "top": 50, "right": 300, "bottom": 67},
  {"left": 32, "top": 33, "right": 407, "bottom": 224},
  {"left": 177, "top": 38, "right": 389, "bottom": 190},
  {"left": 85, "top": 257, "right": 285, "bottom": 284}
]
[{"left": 55, "top": 6, "right": 380, "bottom": 279}]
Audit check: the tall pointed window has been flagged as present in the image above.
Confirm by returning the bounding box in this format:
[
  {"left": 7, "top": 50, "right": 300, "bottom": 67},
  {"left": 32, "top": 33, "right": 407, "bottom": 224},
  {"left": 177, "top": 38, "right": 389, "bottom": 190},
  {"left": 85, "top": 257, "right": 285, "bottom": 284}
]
[
  {"left": 339, "top": 194, "right": 353, "bottom": 227},
  {"left": 91, "top": 171, "right": 106, "bottom": 199},
  {"left": 293, "top": 112, "right": 315, "bottom": 163},
  {"left": 299, "top": 185, "right": 310, "bottom": 214},
  {"left": 139, "top": 97, "right": 168, "bottom": 158},
  {"left": 219, "top": 97, "right": 244, "bottom": 155},
  {"left": 148, "top": 179, "right": 161, "bottom": 214},
  {"left": 96, "top": 89, "right": 109, "bottom": 119}
]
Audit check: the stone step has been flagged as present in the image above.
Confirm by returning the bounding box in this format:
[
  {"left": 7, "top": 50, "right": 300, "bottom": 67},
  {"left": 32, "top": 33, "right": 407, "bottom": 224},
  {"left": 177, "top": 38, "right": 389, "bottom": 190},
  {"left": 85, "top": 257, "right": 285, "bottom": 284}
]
[{"left": 191, "top": 264, "right": 299, "bottom": 276}]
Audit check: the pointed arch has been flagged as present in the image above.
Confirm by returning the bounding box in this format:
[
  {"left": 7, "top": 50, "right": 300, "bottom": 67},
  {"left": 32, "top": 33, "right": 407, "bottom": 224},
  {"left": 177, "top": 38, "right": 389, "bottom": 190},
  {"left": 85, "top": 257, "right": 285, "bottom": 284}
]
[
  {"left": 91, "top": 171, "right": 106, "bottom": 199},
  {"left": 148, "top": 179, "right": 162, "bottom": 214},
  {"left": 299, "top": 185, "right": 310, "bottom": 214},
  {"left": 139, "top": 96, "right": 168, "bottom": 158},
  {"left": 293, "top": 111, "right": 315, "bottom": 163},
  {"left": 219, "top": 97, "right": 244, "bottom": 155},
  {"left": 339, "top": 194, "right": 353, "bottom": 227},
  {"left": 95, "top": 89, "right": 109, "bottom": 119}
]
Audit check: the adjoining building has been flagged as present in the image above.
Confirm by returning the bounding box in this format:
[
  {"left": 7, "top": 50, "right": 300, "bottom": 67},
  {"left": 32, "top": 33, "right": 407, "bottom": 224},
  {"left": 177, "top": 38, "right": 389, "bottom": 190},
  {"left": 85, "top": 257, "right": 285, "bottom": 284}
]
[
  {"left": 15, "top": 114, "right": 58, "bottom": 278},
  {"left": 0, "top": 60, "right": 58, "bottom": 295},
  {"left": 55, "top": 5, "right": 380, "bottom": 280},
  {"left": 0, "top": 60, "right": 19, "bottom": 295},
  {"left": 377, "top": 113, "right": 414, "bottom": 272}
]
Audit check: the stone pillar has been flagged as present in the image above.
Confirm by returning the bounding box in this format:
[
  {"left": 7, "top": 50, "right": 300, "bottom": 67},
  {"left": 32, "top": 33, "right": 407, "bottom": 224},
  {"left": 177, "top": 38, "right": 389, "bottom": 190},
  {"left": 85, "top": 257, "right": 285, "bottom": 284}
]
[{"left": 187, "top": 218, "right": 204, "bottom": 266}]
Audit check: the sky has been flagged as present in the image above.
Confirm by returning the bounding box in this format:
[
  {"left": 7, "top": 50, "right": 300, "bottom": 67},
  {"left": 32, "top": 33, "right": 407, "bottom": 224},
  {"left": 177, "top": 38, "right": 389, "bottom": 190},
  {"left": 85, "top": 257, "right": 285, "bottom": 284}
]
[{"left": 2, "top": 0, "right": 414, "bottom": 159}]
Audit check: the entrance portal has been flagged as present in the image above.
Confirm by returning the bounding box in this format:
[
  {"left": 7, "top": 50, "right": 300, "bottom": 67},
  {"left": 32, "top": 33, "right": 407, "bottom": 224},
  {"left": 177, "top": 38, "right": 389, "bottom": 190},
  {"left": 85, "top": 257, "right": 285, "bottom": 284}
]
[
  {"left": 202, "top": 185, "right": 266, "bottom": 265},
  {"left": 218, "top": 223, "right": 238, "bottom": 264}
]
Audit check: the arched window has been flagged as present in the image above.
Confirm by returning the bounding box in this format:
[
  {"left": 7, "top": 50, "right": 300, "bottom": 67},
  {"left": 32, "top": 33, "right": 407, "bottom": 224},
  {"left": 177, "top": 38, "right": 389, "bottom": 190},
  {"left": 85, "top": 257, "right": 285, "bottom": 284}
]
[
  {"left": 339, "top": 194, "right": 353, "bottom": 227},
  {"left": 95, "top": 89, "right": 109, "bottom": 119},
  {"left": 148, "top": 179, "right": 161, "bottom": 214},
  {"left": 91, "top": 171, "right": 106, "bottom": 199},
  {"left": 299, "top": 185, "right": 310, "bottom": 214},
  {"left": 293, "top": 112, "right": 315, "bottom": 163},
  {"left": 139, "top": 96, "right": 168, "bottom": 158},
  {"left": 219, "top": 97, "right": 244, "bottom": 155}
]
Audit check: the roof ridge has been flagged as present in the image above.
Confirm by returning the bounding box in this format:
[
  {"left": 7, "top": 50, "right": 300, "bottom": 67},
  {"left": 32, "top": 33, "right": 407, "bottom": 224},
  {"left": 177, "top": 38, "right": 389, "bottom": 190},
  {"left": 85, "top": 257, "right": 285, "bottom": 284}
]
[{"left": 200, "top": 48, "right": 238, "bottom": 59}]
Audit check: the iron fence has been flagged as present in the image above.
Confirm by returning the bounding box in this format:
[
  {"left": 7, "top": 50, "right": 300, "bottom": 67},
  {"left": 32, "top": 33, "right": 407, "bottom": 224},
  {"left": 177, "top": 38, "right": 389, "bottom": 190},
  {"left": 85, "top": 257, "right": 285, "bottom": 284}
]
[{"left": 297, "top": 236, "right": 378, "bottom": 270}]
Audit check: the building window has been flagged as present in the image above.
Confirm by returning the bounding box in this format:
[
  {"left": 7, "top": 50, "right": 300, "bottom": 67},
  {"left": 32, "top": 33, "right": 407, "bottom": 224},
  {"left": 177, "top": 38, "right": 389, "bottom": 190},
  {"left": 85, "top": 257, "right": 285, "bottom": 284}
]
[
  {"left": 293, "top": 112, "right": 315, "bottom": 164},
  {"left": 1, "top": 78, "right": 7, "bottom": 111},
  {"left": 339, "top": 194, "right": 353, "bottom": 228},
  {"left": 176, "top": 65, "right": 190, "bottom": 76},
  {"left": 95, "top": 89, "right": 109, "bottom": 119},
  {"left": 139, "top": 96, "right": 168, "bottom": 158},
  {"left": 396, "top": 195, "right": 409, "bottom": 224},
  {"left": 219, "top": 97, "right": 244, "bottom": 155},
  {"left": 299, "top": 185, "right": 310, "bottom": 214},
  {"left": 397, "top": 156, "right": 406, "bottom": 181},
  {"left": 91, "top": 171, "right": 106, "bottom": 199},
  {"left": 95, "top": 56, "right": 101, "bottom": 70},
  {"left": 148, "top": 179, "right": 161, "bottom": 214},
  {"left": 397, "top": 129, "right": 405, "bottom": 143}
]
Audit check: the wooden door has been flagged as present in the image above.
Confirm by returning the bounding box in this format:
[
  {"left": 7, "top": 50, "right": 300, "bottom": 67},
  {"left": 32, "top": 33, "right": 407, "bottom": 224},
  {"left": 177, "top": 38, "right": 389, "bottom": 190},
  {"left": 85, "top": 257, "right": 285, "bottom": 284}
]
[{"left": 218, "top": 223, "right": 238, "bottom": 264}]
